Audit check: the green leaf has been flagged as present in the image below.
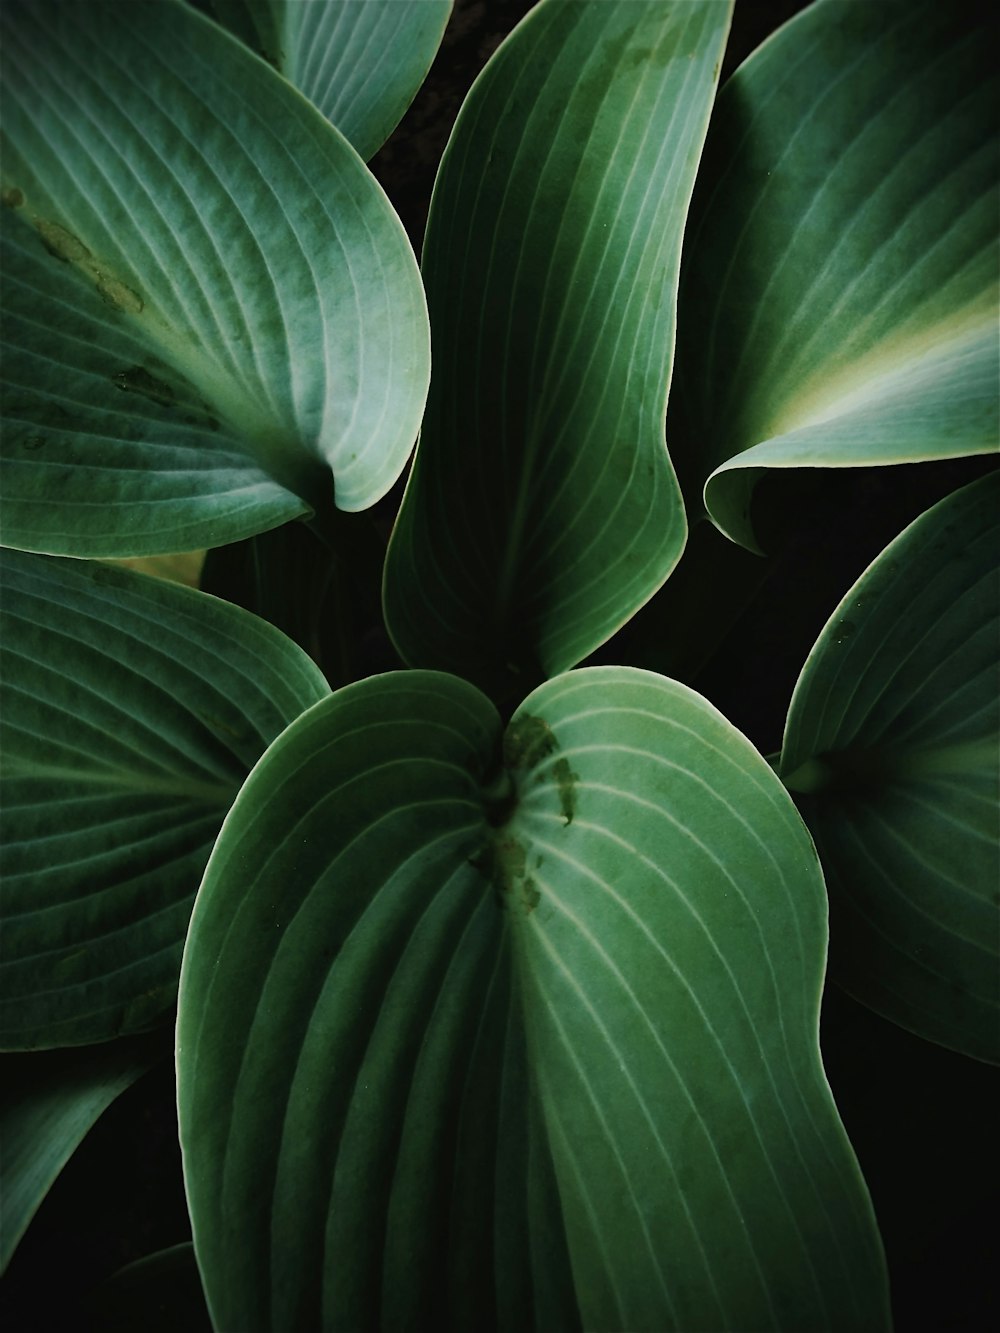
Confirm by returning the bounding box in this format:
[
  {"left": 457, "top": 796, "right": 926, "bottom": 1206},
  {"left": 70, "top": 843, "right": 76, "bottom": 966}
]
[
  {"left": 200, "top": 0, "right": 452, "bottom": 161},
  {"left": 0, "top": 550, "right": 330, "bottom": 1047},
  {"left": 0, "top": 0, "right": 429, "bottom": 558},
  {"left": 84, "top": 1242, "right": 212, "bottom": 1333},
  {"left": 671, "top": 0, "right": 998, "bottom": 549},
  {"left": 0, "top": 1036, "right": 159, "bottom": 1272},
  {"left": 780, "top": 471, "right": 1000, "bottom": 1063},
  {"left": 383, "top": 0, "right": 732, "bottom": 703},
  {"left": 178, "top": 667, "right": 888, "bottom": 1331}
]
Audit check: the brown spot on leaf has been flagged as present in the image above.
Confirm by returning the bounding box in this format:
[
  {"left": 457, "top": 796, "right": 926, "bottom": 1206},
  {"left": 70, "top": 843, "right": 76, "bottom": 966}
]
[
  {"left": 33, "top": 216, "right": 91, "bottom": 263},
  {"left": 97, "top": 274, "right": 143, "bottom": 314}
]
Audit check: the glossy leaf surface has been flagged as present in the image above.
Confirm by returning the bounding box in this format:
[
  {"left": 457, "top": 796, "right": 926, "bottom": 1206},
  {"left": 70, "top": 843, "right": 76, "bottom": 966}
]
[
  {"left": 780, "top": 471, "right": 1000, "bottom": 1062},
  {"left": 384, "top": 0, "right": 732, "bottom": 702},
  {"left": 0, "top": 551, "right": 329, "bottom": 1047},
  {"left": 179, "top": 667, "right": 888, "bottom": 1331},
  {"left": 0, "top": 1037, "right": 157, "bottom": 1270},
  {"left": 671, "top": 0, "right": 998, "bottom": 547},
  {"left": 0, "top": 0, "right": 429, "bottom": 557},
  {"left": 201, "top": 0, "right": 452, "bottom": 160}
]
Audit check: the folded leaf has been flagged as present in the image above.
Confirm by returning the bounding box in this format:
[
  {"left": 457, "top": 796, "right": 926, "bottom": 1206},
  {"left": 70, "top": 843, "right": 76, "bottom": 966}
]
[
  {"left": 384, "top": 0, "right": 732, "bottom": 702},
  {"left": 780, "top": 471, "right": 1000, "bottom": 1062},
  {"left": 200, "top": 0, "right": 452, "bottom": 160},
  {"left": 0, "top": 1037, "right": 159, "bottom": 1271},
  {"left": 671, "top": 0, "right": 998, "bottom": 548},
  {"left": 0, "top": 551, "right": 330, "bottom": 1047},
  {"left": 178, "top": 667, "right": 888, "bottom": 1331},
  {"left": 0, "top": 0, "right": 429, "bottom": 558}
]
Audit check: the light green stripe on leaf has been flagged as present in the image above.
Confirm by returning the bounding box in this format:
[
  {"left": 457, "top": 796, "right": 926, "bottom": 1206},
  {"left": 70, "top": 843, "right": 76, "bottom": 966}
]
[
  {"left": 670, "top": 0, "right": 998, "bottom": 549},
  {"left": 178, "top": 667, "right": 888, "bottom": 1331},
  {"left": 200, "top": 0, "right": 453, "bottom": 161},
  {"left": 0, "top": 550, "right": 330, "bottom": 1047},
  {"left": 0, "top": 0, "right": 429, "bottom": 557},
  {"left": 384, "top": 0, "right": 732, "bottom": 704}
]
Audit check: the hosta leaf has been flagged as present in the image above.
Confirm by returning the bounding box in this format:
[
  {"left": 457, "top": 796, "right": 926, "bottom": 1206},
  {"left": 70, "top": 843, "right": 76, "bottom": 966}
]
[
  {"left": 178, "top": 667, "right": 888, "bottom": 1332},
  {"left": 199, "top": 0, "right": 452, "bottom": 161},
  {"left": 780, "top": 471, "right": 1000, "bottom": 1062},
  {"left": 383, "top": 0, "right": 732, "bottom": 703},
  {"left": 0, "top": 0, "right": 429, "bottom": 558},
  {"left": 85, "top": 1242, "right": 212, "bottom": 1333},
  {"left": 0, "top": 1037, "right": 158, "bottom": 1271},
  {"left": 671, "top": 0, "right": 998, "bottom": 549},
  {"left": 0, "top": 550, "right": 329, "bottom": 1047}
]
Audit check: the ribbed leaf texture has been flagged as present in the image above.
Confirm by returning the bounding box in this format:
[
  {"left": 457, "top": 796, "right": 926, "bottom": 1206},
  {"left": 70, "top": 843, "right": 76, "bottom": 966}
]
[
  {"left": 670, "top": 0, "right": 998, "bottom": 547},
  {"left": 780, "top": 471, "right": 999, "bottom": 1062},
  {"left": 179, "top": 668, "right": 889, "bottom": 1331},
  {"left": 0, "top": 0, "right": 429, "bottom": 556},
  {"left": 0, "top": 551, "right": 329, "bottom": 1046}
]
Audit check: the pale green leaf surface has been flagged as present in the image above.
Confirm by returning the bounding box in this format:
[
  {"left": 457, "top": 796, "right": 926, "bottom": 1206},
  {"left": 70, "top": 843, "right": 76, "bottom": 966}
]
[
  {"left": 780, "top": 471, "right": 1000, "bottom": 1062},
  {"left": 670, "top": 0, "right": 998, "bottom": 548},
  {"left": 0, "top": 1037, "right": 158, "bottom": 1271},
  {"left": 0, "top": 550, "right": 330, "bottom": 1047},
  {"left": 178, "top": 667, "right": 888, "bottom": 1332},
  {"left": 383, "top": 0, "right": 733, "bottom": 702},
  {"left": 0, "top": 0, "right": 429, "bottom": 558},
  {"left": 201, "top": 0, "right": 452, "bottom": 160}
]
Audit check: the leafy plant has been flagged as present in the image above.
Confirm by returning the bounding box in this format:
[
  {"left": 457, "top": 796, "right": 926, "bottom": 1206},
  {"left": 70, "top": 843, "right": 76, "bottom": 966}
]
[{"left": 1, "top": 1, "right": 996, "bottom": 1329}]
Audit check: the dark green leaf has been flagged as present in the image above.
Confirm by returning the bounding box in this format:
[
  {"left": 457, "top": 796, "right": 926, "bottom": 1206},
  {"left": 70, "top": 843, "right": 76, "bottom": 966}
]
[
  {"left": 178, "top": 668, "right": 888, "bottom": 1331},
  {"left": 0, "top": 1036, "right": 159, "bottom": 1271},
  {"left": 201, "top": 0, "right": 452, "bottom": 160},
  {"left": 780, "top": 471, "right": 1000, "bottom": 1062},
  {"left": 384, "top": 0, "right": 732, "bottom": 702},
  {"left": 84, "top": 1242, "right": 212, "bottom": 1333},
  {"left": 0, "top": 0, "right": 429, "bottom": 557},
  {"left": 671, "top": 0, "right": 998, "bottom": 548},
  {"left": 0, "top": 550, "right": 329, "bottom": 1046}
]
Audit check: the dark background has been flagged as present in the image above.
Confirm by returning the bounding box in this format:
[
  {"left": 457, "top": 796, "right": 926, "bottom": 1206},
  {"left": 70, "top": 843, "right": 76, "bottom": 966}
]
[{"left": 3, "top": 2, "right": 997, "bottom": 1329}]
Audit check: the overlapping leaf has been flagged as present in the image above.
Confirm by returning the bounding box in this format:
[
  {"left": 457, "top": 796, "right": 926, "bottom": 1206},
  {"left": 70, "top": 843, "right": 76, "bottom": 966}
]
[
  {"left": 780, "top": 471, "right": 999, "bottom": 1062},
  {"left": 0, "top": 1037, "right": 159, "bottom": 1270},
  {"left": 0, "top": 0, "right": 429, "bottom": 558},
  {"left": 178, "top": 667, "right": 888, "bottom": 1331},
  {"left": 199, "top": 0, "right": 452, "bottom": 160},
  {"left": 0, "top": 551, "right": 329, "bottom": 1047},
  {"left": 85, "top": 1242, "right": 211, "bottom": 1333},
  {"left": 384, "top": 0, "right": 732, "bottom": 703},
  {"left": 670, "top": 0, "right": 998, "bottom": 548}
]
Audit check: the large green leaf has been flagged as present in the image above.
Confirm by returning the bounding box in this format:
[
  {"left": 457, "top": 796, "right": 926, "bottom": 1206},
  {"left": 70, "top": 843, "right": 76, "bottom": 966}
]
[
  {"left": 199, "top": 0, "right": 452, "bottom": 161},
  {"left": 0, "top": 1037, "right": 159, "bottom": 1271},
  {"left": 0, "top": 550, "right": 330, "bottom": 1047},
  {"left": 178, "top": 667, "right": 888, "bottom": 1331},
  {"left": 670, "top": 0, "right": 998, "bottom": 549},
  {"left": 383, "top": 1, "right": 732, "bottom": 703},
  {"left": 0, "top": 0, "right": 429, "bottom": 558},
  {"left": 780, "top": 471, "right": 999, "bottom": 1062}
]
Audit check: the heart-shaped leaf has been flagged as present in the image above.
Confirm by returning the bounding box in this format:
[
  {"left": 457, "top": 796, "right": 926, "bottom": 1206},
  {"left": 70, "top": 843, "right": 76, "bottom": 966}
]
[
  {"left": 0, "top": 550, "right": 329, "bottom": 1047},
  {"left": 780, "top": 471, "right": 999, "bottom": 1062},
  {"left": 0, "top": 1037, "right": 159, "bottom": 1271},
  {"left": 0, "top": 0, "right": 429, "bottom": 558},
  {"left": 670, "top": 0, "right": 998, "bottom": 548},
  {"left": 383, "top": 0, "right": 732, "bottom": 704},
  {"left": 178, "top": 667, "right": 888, "bottom": 1331},
  {"left": 199, "top": 0, "right": 452, "bottom": 161}
]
